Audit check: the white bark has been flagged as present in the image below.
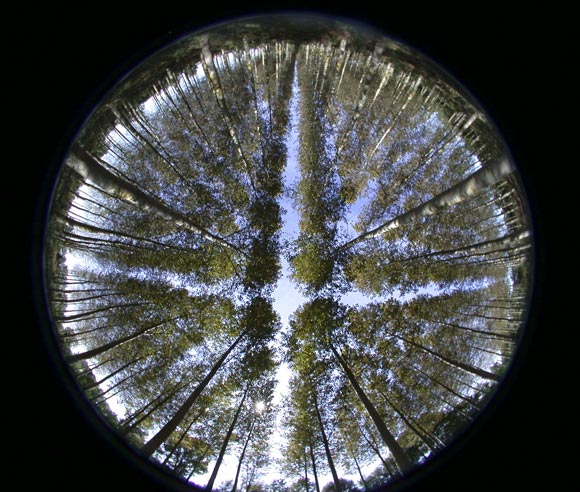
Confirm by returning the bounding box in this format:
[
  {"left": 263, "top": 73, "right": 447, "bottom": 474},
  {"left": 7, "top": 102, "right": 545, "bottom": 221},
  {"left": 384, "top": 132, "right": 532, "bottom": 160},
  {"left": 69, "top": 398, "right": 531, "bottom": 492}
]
[
  {"left": 338, "top": 156, "right": 515, "bottom": 251},
  {"left": 66, "top": 144, "right": 248, "bottom": 257}
]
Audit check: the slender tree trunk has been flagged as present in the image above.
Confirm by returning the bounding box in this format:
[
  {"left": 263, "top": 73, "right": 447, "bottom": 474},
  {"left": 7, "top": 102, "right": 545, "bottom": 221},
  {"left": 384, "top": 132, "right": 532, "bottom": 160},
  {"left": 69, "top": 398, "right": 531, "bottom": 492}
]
[
  {"left": 61, "top": 322, "right": 116, "bottom": 338},
  {"left": 66, "top": 143, "right": 248, "bottom": 257},
  {"left": 162, "top": 407, "right": 205, "bottom": 466},
  {"left": 337, "top": 157, "right": 514, "bottom": 252},
  {"left": 378, "top": 390, "right": 440, "bottom": 452},
  {"left": 390, "top": 229, "right": 531, "bottom": 266},
  {"left": 303, "top": 453, "right": 310, "bottom": 492},
  {"left": 77, "top": 356, "right": 114, "bottom": 376},
  {"left": 425, "top": 317, "right": 517, "bottom": 342},
  {"left": 83, "top": 355, "right": 145, "bottom": 390},
  {"left": 66, "top": 317, "right": 175, "bottom": 363},
  {"left": 313, "top": 394, "right": 342, "bottom": 492},
  {"left": 308, "top": 442, "right": 321, "bottom": 492},
  {"left": 206, "top": 384, "right": 250, "bottom": 492},
  {"left": 410, "top": 364, "right": 480, "bottom": 413},
  {"left": 61, "top": 214, "right": 192, "bottom": 252},
  {"left": 389, "top": 329, "right": 500, "bottom": 382},
  {"left": 346, "top": 406, "right": 393, "bottom": 473},
  {"left": 329, "top": 343, "right": 412, "bottom": 473},
  {"left": 187, "top": 442, "right": 212, "bottom": 481},
  {"left": 56, "top": 301, "right": 146, "bottom": 324},
  {"left": 141, "top": 331, "right": 246, "bottom": 457},
  {"left": 231, "top": 419, "right": 255, "bottom": 492},
  {"left": 199, "top": 36, "right": 256, "bottom": 193},
  {"left": 119, "top": 379, "right": 192, "bottom": 434},
  {"left": 353, "top": 454, "right": 369, "bottom": 491}
]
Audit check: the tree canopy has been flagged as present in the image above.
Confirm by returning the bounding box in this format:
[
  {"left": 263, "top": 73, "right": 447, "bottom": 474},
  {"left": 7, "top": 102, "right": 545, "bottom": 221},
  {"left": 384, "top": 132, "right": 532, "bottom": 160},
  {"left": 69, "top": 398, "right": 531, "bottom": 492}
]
[{"left": 44, "top": 15, "right": 533, "bottom": 492}]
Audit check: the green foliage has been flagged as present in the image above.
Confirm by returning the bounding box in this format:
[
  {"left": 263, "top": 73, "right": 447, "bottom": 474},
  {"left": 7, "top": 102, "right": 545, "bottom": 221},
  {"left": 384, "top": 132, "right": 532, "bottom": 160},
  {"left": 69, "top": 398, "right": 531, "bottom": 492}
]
[{"left": 45, "top": 21, "right": 532, "bottom": 492}]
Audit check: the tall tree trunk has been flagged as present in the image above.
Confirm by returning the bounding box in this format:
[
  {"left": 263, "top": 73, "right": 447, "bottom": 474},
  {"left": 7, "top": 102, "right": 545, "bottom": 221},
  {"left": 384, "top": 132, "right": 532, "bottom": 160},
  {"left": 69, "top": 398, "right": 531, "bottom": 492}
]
[
  {"left": 328, "top": 343, "right": 412, "bottom": 473},
  {"left": 389, "top": 229, "right": 531, "bottom": 267},
  {"left": 231, "top": 419, "right": 255, "bottom": 492},
  {"left": 425, "top": 317, "right": 517, "bottom": 342},
  {"left": 337, "top": 157, "right": 514, "bottom": 252},
  {"left": 82, "top": 355, "right": 145, "bottom": 390},
  {"left": 303, "top": 453, "right": 310, "bottom": 492},
  {"left": 346, "top": 406, "right": 393, "bottom": 473},
  {"left": 389, "top": 328, "right": 500, "bottom": 382},
  {"left": 60, "top": 214, "right": 191, "bottom": 253},
  {"left": 162, "top": 406, "right": 206, "bottom": 466},
  {"left": 66, "top": 143, "right": 248, "bottom": 257},
  {"left": 409, "top": 364, "right": 480, "bottom": 414},
  {"left": 313, "top": 394, "right": 342, "bottom": 492},
  {"left": 378, "top": 390, "right": 440, "bottom": 452},
  {"left": 353, "top": 454, "right": 369, "bottom": 491},
  {"left": 308, "top": 442, "right": 321, "bottom": 492},
  {"left": 206, "top": 384, "right": 251, "bottom": 492},
  {"left": 56, "top": 301, "right": 146, "bottom": 324},
  {"left": 141, "top": 332, "right": 246, "bottom": 457},
  {"left": 199, "top": 36, "right": 256, "bottom": 192},
  {"left": 120, "top": 378, "right": 192, "bottom": 435},
  {"left": 66, "top": 317, "right": 174, "bottom": 363}
]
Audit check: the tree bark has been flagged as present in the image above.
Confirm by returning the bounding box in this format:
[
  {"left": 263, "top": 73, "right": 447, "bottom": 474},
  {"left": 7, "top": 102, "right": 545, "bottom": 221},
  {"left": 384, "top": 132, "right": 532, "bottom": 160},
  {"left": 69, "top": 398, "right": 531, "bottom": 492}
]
[
  {"left": 199, "top": 36, "right": 256, "bottom": 192},
  {"left": 308, "top": 442, "right": 321, "bottom": 492},
  {"left": 141, "top": 331, "right": 246, "bottom": 457},
  {"left": 66, "top": 317, "right": 174, "bottom": 363},
  {"left": 231, "top": 419, "right": 255, "bottom": 492},
  {"left": 66, "top": 143, "right": 248, "bottom": 257},
  {"left": 329, "top": 343, "right": 412, "bottom": 473},
  {"left": 378, "top": 389, "right": 441, "bottom": 452},
  {"left": 119, "top": 380, "right": 190, "bottom": 435},
  {"left": 56, "top": 301, "right": 146, "bottom": 324},
  {"left": 61, "top": 214, "right": 191, "bottom": 253},
  {"left": 392, "top": 329, "right": 500, "bottom": 382},
  {"left": 337, "top": 157, "right": 514, "bottom": 252},
  {"left": 206, "top": 384, "right": 250, "bottom": 492},
  {"left": 389, "top": 229, "right": 531, "bottom": 266},
  {"left": 353, "top": 454, "right": 369, "bottom": 491},
  {"left": 82, "top": 355, "right": 145, "bottom": 390},
  {"left": 313, "top": 394, "right": 342, "bottom": 492}
]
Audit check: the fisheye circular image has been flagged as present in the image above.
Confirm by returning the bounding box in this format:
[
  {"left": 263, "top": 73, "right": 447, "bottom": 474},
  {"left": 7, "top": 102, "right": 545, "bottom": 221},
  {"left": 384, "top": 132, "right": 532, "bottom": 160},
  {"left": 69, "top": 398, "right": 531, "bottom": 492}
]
[{"left": 42, "top": 13, "right": 534, "bottom": 492}]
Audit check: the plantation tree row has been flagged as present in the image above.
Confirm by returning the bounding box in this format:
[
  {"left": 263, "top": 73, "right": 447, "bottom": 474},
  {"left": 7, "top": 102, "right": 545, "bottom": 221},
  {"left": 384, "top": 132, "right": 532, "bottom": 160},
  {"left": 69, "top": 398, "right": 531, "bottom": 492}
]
[
  {"left": 281, "top": 40, "right": 531, "bottom": 491},
  {"left": 45, "top": 26, "right": 532, "bottom": 492}
]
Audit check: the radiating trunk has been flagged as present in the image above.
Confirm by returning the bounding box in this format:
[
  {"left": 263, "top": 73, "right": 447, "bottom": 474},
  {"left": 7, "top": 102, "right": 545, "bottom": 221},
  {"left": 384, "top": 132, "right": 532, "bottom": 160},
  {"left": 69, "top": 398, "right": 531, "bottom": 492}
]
[
  {"left": 426, "top": 318, "right": 517, "bottom": 342},
  {"left": 186, "top": 442, "right": 212, "bottom": 481},
  {"left": 119, "top": 379, "right": 192, "bottom": 435},
  {"left": 199, "top": 36, "right": 256, "bottom": 192},
  {"left": 66, "top": 317, "right": 174, "bottom": 363},
  {"left": 392, "top": 229, "right": 531, "bottom": 266},
  {"left": 66, "top": 143, "right": 248, "bottom": 257},
  {"left": 231, "top": 419, "right": 255, "bottom": 492},
  {"left": 82, "top": 355, "right": 145, "bottom": 390},
  {"left": 141, "top": 331, "right": 245, "bottom": 457},
  {"left": 303, "top": 453, "right": 309, "bottom": 492},
  {"left": 378, "top": 389, "right": 441, "bottom": 452},
  {"left": 392, "top": 328, "right": 500, "bottom": 382},
  {"left": 57, "top": 301, "right": 146, "bottom": 324},
  {"left": 346, "top": 406, "right": 392, "bottom": 471},
  {"left": 329, "top": 343, "right": 412, "bottom": 473},
  {"left": 308, "top": 442, "right": 321, "bottom": 492},
  {"left": 162, "top": 407, "right": 205, "bottom": 466},
  {"left": 353, "top": 454, "right": 369, "bottom": 491},
  {"left": 410, "top": 364, "right": 481, "bottom": 414},
  {"left": 61, "top": 214, "right": 191, "bottom": 253},
  {"left": 205, "top": 384, "right": 250, "bottom": 492},
  {"left": 338, "top": 157, "right": 514, "bottom": 251},
  {"left": 313, "top": 395, "right": 342, "bottom": 492}
]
